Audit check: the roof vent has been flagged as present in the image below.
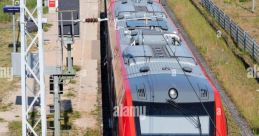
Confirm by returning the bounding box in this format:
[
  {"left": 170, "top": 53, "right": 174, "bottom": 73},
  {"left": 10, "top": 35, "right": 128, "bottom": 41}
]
[
  {"left": 131, "top": 30, "right": 138, "bottom": 36},
  {"left": 128, "top": 26, "right": 136, "bottom": 30},
  {"left": 157, "top": 18, "right": 164, "bottom": 21},
  {"left": 147, "top": 0, "right": 153, "bottom": 4},
  {"left": 121, "top": 0, "right": 127, "bottom": 4},
  {"left": 162, "top": 67, "right": 171, "bottom": 71},
  {"left": 117, "top": 14, "right": 124, "bottom": 20},
  {"left": 182, "top": 67, "right": 192, "bottom": 73},
  {"left": 161, "top": 25, "right": 168, "bottom": 31},
  {"left": 140, "top": 66, "right": 150, "bottom": 73}
]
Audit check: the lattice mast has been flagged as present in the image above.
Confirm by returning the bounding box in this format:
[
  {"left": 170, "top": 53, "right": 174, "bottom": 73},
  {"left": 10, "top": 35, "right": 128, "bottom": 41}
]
[{"left": 20, "top": 0, "right": 46, "bottom": 135}]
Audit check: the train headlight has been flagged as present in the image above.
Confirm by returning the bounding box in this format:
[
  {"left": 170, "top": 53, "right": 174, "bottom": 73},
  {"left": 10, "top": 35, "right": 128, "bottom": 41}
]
[{"left": 169, "top": 88, "right": 178, "bottom": 99}]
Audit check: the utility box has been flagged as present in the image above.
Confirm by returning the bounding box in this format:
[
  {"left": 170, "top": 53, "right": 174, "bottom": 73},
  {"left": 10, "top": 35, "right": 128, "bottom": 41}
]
[
  {"left": 12, "top": 53, "right": 39, "bottom": 77},
  {"left": 12, "top": 53, "right": 62, "bottom": 77},
  {"left": 12, "top": 53, "right": 21, "bottom": 76}
]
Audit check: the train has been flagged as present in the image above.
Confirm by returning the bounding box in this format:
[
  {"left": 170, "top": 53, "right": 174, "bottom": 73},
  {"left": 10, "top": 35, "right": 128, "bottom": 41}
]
[{"left": 105, "top": 0, "right": 227, "bottom": 135}]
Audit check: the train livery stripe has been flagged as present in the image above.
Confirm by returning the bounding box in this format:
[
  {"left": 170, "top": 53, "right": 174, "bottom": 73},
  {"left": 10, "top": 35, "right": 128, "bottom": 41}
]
[{"left": 110, "top": 0, "right": 137, "bottom": 135}]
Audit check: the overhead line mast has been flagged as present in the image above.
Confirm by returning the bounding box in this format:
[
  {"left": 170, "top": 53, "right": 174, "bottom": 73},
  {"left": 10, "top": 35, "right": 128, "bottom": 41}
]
[{"left": 20, "top": 0, "right": 46, "bottom": 135}]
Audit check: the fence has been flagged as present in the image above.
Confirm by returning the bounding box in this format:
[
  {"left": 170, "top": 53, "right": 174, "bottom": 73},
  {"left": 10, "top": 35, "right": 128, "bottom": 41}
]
[{"left": 201, "top": 0, "right": 259, "bottom": 62}]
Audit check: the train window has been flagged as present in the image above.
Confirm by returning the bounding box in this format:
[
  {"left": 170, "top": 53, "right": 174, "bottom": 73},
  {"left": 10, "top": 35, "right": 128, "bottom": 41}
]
[
  {"left": 139, "top": 116, "right": 210, "bottom": 135},
  {"left": 133, "top": 101, "right": 215, "bottom": 136}
]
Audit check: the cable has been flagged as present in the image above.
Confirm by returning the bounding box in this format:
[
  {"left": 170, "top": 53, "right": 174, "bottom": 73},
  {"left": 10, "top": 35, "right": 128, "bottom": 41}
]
[
  {"left": 167, "top": 99, "right": 201, "bottom": 129},
  {"left": 162, "top": 34, "right": 222, "bottom": 136},
  {"left": 119, "top": 0, "right": 222, "bottom": 135}
]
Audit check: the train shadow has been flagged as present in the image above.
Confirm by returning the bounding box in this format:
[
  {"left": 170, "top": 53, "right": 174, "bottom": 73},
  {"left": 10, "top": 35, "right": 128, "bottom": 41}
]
[{"left": 100, "top": 9, "right": 113, "bottom": 136}]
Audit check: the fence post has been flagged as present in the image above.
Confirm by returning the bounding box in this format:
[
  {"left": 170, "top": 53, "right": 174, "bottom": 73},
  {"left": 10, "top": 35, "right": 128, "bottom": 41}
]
[
  {"left": 217, "top": 9, "right": 220, "bottom": 23},
  {"left": 213, "top": 5, "right": 216, "bottom": 18},
  {"left": 229, "top": 20, "right": 232, "bottom": 36},
  {"left": 236, "top": 26, "right": 239, "bottom": 44},
  {"left": 205, "top": 0, "right": 209, "bottom": 11},
  {"left": 223, "top": 13, "right": 225, "bottom": 29},
  {"left": 243, "top": 31, "right": 246, "bottom": 51},
  {"left": 252, "top": 40, "right": 255, "bottom": 61}
]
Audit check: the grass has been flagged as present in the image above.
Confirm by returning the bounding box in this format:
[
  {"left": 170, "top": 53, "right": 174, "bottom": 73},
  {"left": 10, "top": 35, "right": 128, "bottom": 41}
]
[
  {"left": 43, "top": 23, "right": 53, "bottom": 32},
  {"left": 0, "top": 0, "right": 48, "bottom": 23},
  {"left": 0, "top": 29, "right": 13, "bottom": 67},
  {"left": 69, "top": 79, "right": 77, "bottom": 84},
  {"left": 26, "top": 0, "right": 48, "bottom": 14},
  {"left": 0, "top": 102, "right": 13, "bottom": 112},
  {"left": 0, "top": 29, "right": 19, "bottom": 99},
  {"left": 168, "top": 0, "right": 259, "bottom": 134},
  {"left": 64, "top": 91, "right": 76, "bottom": 98},
  {"left": 74, "top": 65, "right": 82, "bottom": 72},
  {"left": 211, "top": 0, "right": 259, "bottom": 42},
  {"left": 84, "top": 128, "right": 101, "bottom": 136},
  {"left": 223, "top": 106, "right": 241, "bottom": 135},
  {"left": 0, "top": 0, "right": 12, "bottom": 22},
  {"left": 0, "top": 117, "right": 5, "bottom": 122},
  {"left": 71, "top": 111, "right": 81, "bottom": 119},
  {"left": 8, "top": 121, "right": 22, "bottom": 136}
]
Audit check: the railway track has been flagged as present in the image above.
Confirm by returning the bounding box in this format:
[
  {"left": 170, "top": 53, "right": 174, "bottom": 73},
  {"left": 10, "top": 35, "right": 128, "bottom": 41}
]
[{"left": 162, "top": 1, "right": 254, "bottom": 135}]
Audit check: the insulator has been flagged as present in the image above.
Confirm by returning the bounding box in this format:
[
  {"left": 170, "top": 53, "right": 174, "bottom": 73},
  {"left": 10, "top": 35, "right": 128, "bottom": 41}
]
[{"left": 85, "top": 18, "right": 98, "bottom": 23}]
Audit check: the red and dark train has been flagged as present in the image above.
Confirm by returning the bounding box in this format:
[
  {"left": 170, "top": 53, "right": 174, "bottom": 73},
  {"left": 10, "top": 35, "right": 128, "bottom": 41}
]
[{"left": 105, "top": 0, "right": 227, "bottom": 135}]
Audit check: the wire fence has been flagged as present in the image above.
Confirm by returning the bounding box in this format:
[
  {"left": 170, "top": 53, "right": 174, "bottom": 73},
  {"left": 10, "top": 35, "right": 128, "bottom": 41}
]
[{"left": 201, "top": 0, "right": 259, "bottom": 62}]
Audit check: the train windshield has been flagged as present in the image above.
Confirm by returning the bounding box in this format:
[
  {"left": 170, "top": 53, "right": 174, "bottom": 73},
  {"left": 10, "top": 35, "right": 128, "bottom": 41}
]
[{"left": 133, "top": 101, "right": 215, "bottom": 136}]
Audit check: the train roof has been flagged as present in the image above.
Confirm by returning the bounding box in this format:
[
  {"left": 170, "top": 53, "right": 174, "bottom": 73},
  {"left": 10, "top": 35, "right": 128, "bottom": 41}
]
[{"left": 113, "top": 0, "right": 214, "bottom": 103}]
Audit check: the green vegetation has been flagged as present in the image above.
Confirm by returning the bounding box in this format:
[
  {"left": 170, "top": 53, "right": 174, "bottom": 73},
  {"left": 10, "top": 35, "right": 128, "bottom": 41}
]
[
  {"left": 64, "top": 91, "right": 76, "bottom": 98},
  {"left": 0, "top": 102, "right": 13, "bottom": 112},
  {"left": 84, "top": 128, "right": 101, "bottom": 136},
  {"left": 0, "top": 29, "right": 18, "bottom": 98},
  {"left": 71, "top": 111, "right": 81, "bottom": 119},
  {"left": 91, "top": 104, "right": 100, "bottom": 116},
  {"left": 73, "top": 65, "right": 82, "bottom": 72},
  {"left": 224, "top": 106, "right": 241, "bottom": 135},
  {"left": 43, "top": 23, "right": 53, "bottom": 32},
  {"left": 168, "top": 0, "right": 259, "bottom": 134},
  {"left": 0, "top": 117, "right": 5, "bottom": 122},
  {"left": 0, "top": 0, "right": 12, "bottom": 22},
  {"left": 26, "top": 0, "right": 48, "bottom": 14},
  {"left": 0, "top": 0, "right": 48, "bottom": 22},
  {"left": 0, "top": 29, "right": 12, "bottom": 66},
  {"left": 8, "top": 121, "right": 22, "bottom": 136},
  {"left": 69, "top": 79, "right": 77, "bottom": 84},
  {"left": 212, "top": 0, "right": 259, "bottom": 42}
]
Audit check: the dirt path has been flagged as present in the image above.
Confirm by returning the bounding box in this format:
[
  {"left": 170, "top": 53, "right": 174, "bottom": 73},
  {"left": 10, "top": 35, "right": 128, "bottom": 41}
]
[{"left": 0, "top": 85, "right": 21, "bottom": 135}]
